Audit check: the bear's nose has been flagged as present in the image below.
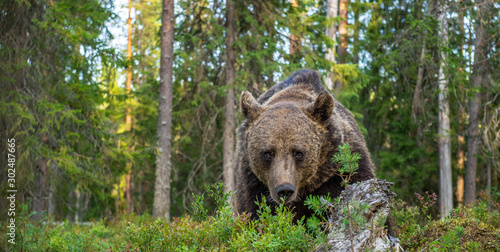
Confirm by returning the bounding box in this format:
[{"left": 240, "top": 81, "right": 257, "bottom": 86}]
[{"left": 276, "top": 183, "right": 295, "bottom": 199}]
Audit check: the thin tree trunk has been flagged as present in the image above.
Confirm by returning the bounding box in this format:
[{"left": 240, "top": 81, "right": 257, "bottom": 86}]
[
  {"left": 223, "top": 0, "right": 236, "bottom": 199},
  {"left": 154, "top": 0, "right": 174, "bottom": 220},
  {"left": 126, "top": 169, "right": 133, "bottom": 214},
  {"left": 116, "top": 172, "right": 120, "bottom": 215},
  {"left": 48, "top": 180, "right": 55, "bottom": 221},
  {"left": 412, "top": 44, "right": 425, "bottom": 148},
  {"left": 457, "top": 113, "right": 465, "bottom": 205},
  {"left": 290, "top": 0, "right": 301, "bottom": 55},
  {"left": 33, "top": 159, "right": 47, "bottom": 220},
  {"left": 465, "top": 0, "right": 490, "bottom": 205},
  {"left": 126, "top": 0, "right": 133, "bottom": 132},
  {"left": 485, "top": 77, "right": 491, "bottom": 208},
  {"left": 75, "top": 186, "right": 80, "bottom": 223},
  {"left": 352, "top": 0, "right": 360, "bottom": 64},
  {"left": 412, "top": 5, "right": 430, "bottom": 149},
  {"left": 456, "top": 0, "right": 465, "bottom": 206},
  {"left": 125, "top": 0, "right": 134, "bottom": 215},
  {"left": 337, "top": 0, "right": 348, "bottom": 63},
  {"left": 437, "top": 4, "right": 452, "bottom": 217},
  {"left": 336, "top": 0, "right": 348, "bottom": 89},
  {"left": 324, "top": 0, "right": 338, "bottom": 90}
]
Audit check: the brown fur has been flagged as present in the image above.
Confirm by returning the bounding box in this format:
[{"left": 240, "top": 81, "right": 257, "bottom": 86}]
[{"left": 234, "top": 69, "right": 375, "bottom": 221}]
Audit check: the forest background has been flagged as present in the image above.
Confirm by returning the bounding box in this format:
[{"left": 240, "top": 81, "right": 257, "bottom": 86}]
[{"left": 0, "top": 0, "right": 500, "bottom": 246}]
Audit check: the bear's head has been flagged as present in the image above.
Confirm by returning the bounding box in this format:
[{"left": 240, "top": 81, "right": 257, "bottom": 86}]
[{"left": 240, "top": 90, "right": 334, "bottom": 205}]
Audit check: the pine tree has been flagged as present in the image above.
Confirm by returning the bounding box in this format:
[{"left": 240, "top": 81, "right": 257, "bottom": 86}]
[{"left": 154, "top": 0, "right": 174, "bottom": 220}]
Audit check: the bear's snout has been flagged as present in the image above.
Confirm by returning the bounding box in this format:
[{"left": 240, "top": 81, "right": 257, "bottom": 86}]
[{"left": 276, "top": 183, "right": 295, "bottom": 199}]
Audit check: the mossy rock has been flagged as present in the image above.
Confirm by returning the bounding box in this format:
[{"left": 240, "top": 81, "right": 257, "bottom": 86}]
[{"left": 403, "top": 217, "right": 500, "bottom": 251}]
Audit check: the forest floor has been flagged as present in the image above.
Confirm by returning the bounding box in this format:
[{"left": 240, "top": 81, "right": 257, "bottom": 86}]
[{"left": 1, "top": 188, "right": 499, "bottom": 251}]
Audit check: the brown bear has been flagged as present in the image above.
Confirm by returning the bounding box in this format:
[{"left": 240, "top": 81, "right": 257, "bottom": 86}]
[{"left": 234, "top": 69, "right": 375, "bottom": 221}]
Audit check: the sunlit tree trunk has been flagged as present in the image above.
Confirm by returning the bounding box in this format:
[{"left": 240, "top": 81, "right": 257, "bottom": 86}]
[
  {"left": 290, "top": 0, "right": 301, "bottom": 56},
  {"left": 336, "top": 0, "right": 348, "bottom": 89},
  {"left": 154, "top": 0, "right": 174, "bottom": 220},
  {"left": 324, "top": 0, "right": 338, "bottom": 90},
  {"left": 223, "top": 0, "right": 236, "bottom": 200},
  {"left": 437, "top": 2, "right": 452, "bottom": 217},
  {"left": 125, "top": 0, "right": 134, "bottom": 215},
  {"left": 456, "top": 1, "right": 465, "bottom": 205},
  {"left": 352, "top": 0, "right": 360, "bottom": 64}
]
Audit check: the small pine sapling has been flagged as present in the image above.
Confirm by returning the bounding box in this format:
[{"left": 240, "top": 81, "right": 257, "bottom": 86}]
[{"left": 333, "top": 143, "right": 361, "bottom": 252}]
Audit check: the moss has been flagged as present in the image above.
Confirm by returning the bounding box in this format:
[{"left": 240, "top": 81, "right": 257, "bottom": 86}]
[{"left": 403, "top": 215, "right": 500, "bottom": 251}]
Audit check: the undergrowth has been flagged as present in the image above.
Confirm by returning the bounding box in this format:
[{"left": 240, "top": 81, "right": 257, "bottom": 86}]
[{"left": 1, "top": 187, "right": 499, "bottom": 251}]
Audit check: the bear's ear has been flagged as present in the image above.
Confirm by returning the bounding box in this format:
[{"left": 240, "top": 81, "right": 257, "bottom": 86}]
[
  {"left": 304, "top": 91, "right": 334, "bottom": 122},
  {"left": 240, "top": 91, "right": 263, "bottom": 122}
]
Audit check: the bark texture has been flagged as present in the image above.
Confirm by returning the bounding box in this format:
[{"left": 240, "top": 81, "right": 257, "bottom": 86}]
[
  {"left": 126, "top": 0, "right": 134, "bottom": 215},
  {"left": 437, "top": 2, "right": 453, "bottom": 217},
  {"left": 289, "top": 0, "right": 301, "bottom": 55},
  {"left": 223, "top": 0, "right": 236, "bottom": 197},
  {"left": 465, "top": 0, "right": 491, "bottom": 205},
  {"left": 154, "top": 0, "right": 174, "bottom": 220},
  {"left": 324, "top": 0, "right": 338, "bottom": 90},
  {"left": 317, "top": 179, "right": 402, "bottom": 252}
]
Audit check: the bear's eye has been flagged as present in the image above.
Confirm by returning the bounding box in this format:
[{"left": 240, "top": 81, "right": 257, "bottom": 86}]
[
  {"left": 294, "top": 151, "right": 304, "bottom": 160},
  {"left": 262, "top": 151, "right": 274, "bottom": 161}
]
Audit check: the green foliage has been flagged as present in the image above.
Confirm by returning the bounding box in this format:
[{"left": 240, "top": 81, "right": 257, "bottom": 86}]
[
  {"left": 127, "top": 183, "right": 319, "bottom": 251},
  {"left": 3, "top": 189, "right": 500, "bottom": 251},
  {"left": 0, "top": 204, "right": 132, "bottom": 251},
  {"left": 333, "top": 143, "right": 361, "bottom": 178},
  {"left": 399, "top": 202, "right": 500, "bottom": 251}
]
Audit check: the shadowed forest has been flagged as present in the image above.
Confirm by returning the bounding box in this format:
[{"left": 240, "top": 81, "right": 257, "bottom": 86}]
[{"left": 1, "top": 0, "right": 500, "bottom": 250}]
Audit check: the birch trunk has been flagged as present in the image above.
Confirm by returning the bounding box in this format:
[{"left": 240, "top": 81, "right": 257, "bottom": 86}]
[{"left": 437, "top": 3, "right": 453, "bottom": 217}]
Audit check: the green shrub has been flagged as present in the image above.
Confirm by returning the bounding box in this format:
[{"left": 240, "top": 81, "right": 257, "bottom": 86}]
[
  {"left": 399, "top": 201, "right": 500, "bottom": 251},
  {"left": 127, "top": 184, "right": 320, "bottom": 251}
]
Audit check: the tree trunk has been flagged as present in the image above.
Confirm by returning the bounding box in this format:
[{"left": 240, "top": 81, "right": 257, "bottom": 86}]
[
  {"left": 456, "top": 0, "right": 465, "bottom": 206},
  {"left": 465, "top": 0, "right": 490, "bottom": 205},
  {"left": 352, "top": 0, "right": 360, "bottom": 64},
  {"left": 223, "top": 0, "right": 236, "bottom": 199},
  {"left": 484, "top": 75, "right": 492, "bottom": 207},
  {"left": 324, "top": 0, "right": 338, "bottom": 90},
  {"left": 126, "top": 169, "right": 133, "bottom": 214},
  {"left": 75, "top": 186, "right": 80, "bottom": 223},
  {"left": 154, "top": 0, "right": 174, "bottom": 220},
  {"left": 336, "top": 0, "right": 348, "bottom": 89},
  {"left": 437, "top": 4, "right": 452, "bottom": 217},
  {"left": 412, "top": 44, "right": 425, "bottom": 148},
  {"left": 125, "top": 0, "right": 134, "bottom": 215},
  {"left": 457, "top": 114, "right": 465, "bottom": 205},
  {"left": 33, "top": 159, "right": 47, "bottom": 220},
  {"left": 126, "top": 0, "right": 133, "bottom": 132},
  {"left": 290, "top": 0, "right": 301, "bottom": 56},
  {"left": 48, "top": 182, "right": 55, "bottom": 221},
  {"left": 317, "top": 179, "right": 402, "bottom": 252},
  {"left": 115, "top": 177, "right": 120, "bottom": 215}
]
